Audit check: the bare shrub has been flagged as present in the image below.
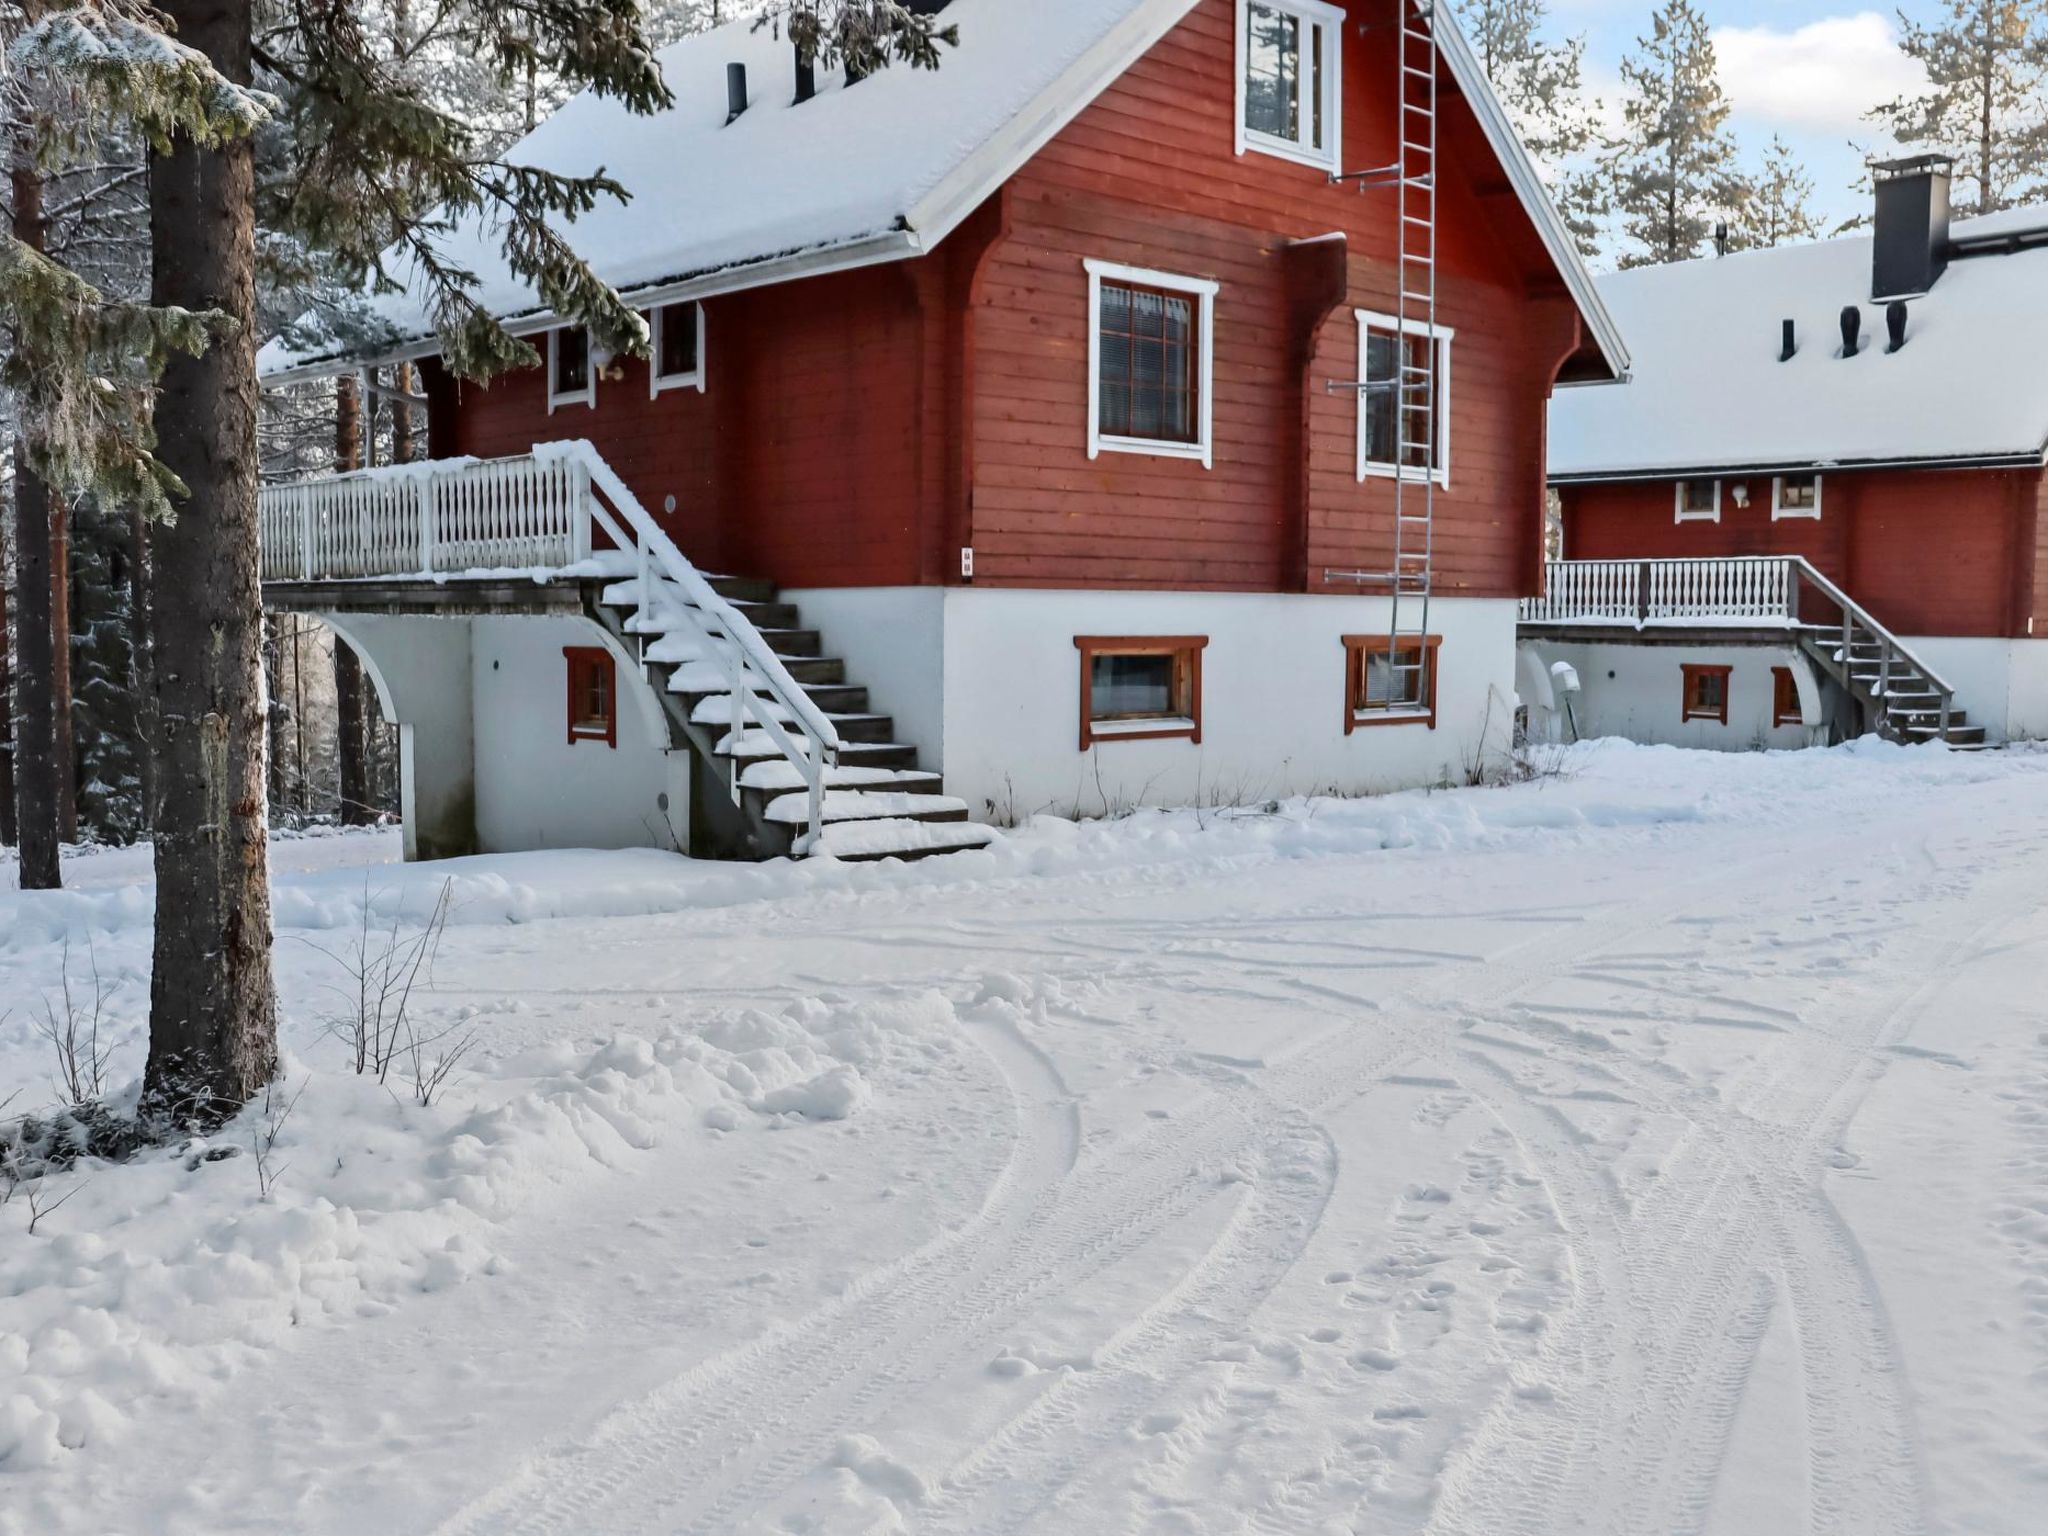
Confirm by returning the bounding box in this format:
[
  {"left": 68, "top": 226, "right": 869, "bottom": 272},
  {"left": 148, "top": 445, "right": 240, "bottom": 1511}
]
[{"left": 33, "top": 940, "right": 113, "bottom": 1110}]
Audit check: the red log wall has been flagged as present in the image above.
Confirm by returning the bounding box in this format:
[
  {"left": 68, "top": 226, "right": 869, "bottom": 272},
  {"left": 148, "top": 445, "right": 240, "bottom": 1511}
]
[
  {"left": 1557, "top": 466, "right": 2048, "bottom": 638},
  {"left": 427, "top": 0, "right": 1581, "bottom": 597}
]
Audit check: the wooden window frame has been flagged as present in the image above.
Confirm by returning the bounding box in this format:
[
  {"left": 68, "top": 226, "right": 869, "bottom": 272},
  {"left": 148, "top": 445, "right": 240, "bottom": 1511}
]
[
  {"left": 1343, "top": 634, "right": 1442, "bottom": 732},
  {"left": 1771, "top": 665, "right": 1803, "bottom": 727},
  {"left": 1084, "top": 259, "right": 1217, "bottom": 469},
  {"left": 1074, "top": 635, "right": 1208, "bottom": 750},
  {"left": 1234, "top": 0, "right": 1345, "bottom": 173},
  {"left": 1673, "top": 478, "right": 1721, "bottom": 523},
  {"left": 1771, "top": 472, "right": 1822, "bottom": 521},
  {"left": 1355, "top": 309, "right": 1454, "bottom": 487},
  {"left": 1681, "top": 662, "right": 1733, "bottom": 725},
  {"left": 564, "top": 645, "right": 618, "bottom": 748},
  {"left": 547, "top": 325, "right": 595, "bottom": 414},
  {"left": 649, "top": 301, "right": 707, "bottom": 397}
]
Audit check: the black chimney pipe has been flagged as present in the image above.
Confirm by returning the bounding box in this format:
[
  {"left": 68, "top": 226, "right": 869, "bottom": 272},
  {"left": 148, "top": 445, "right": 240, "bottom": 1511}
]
[
  {"left": 725, "top": 62, "right": 748, "bottom": 124},
  {"left": 794, "top": 46, "right": 815, "bottom": 104},
  {"left": 1871, "top": 154, "right": 1953, "bottom": 301},
  {"left": 1780, "top": 318, "right": 1797, "bottom": 362},
  {"left": 1886, "top": 300, "right": 1908, "bottom": 352},
  {"left": 1839, "top": 305, "right": 1861, "bottom": 358}
]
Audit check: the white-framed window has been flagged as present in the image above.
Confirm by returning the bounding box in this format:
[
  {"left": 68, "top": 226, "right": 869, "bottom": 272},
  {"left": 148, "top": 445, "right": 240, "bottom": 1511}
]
[
  {"left": 1235, "top": 0, "right": 1344, "bottom": 173},
  {"left": 1772, "top": 472, "right": 1821, "bottom": 520},
  {"left": 1356, "top": 309, "right": 1452, "bottom": 485},
  {"left": 649, "top": 301, "right": 706, "bottom": 397},
  {"left": 1673, "top": 478, "right": 1721, "bottom": 523},
  {"left": 1084, "top": 259, "right": 1217, "bottom": 469},
  {"left": 547, "top": 326, "right": 595, "bottom": 414}
]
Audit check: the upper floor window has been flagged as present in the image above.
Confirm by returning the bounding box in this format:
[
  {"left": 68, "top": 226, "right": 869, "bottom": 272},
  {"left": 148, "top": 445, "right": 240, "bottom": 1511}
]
[
  {"left": 1237, "top": 0, "right": 1344, "bottom": 172},
  {"left": 1674, "top": 478, "right": 1721, "bottom": 523},
  {"left": 1772, "top": 472, "right": 1821, "bottom": 520},
  {"left": 548, "top": 326, "right": 594, "bottom": 413},
  {"left": 1357, "top": 310, "right": 1452, "bottom": 484},
  {"left": 1084, "top": 259, "right": 1217, "bottom": 468},
  {"left": 650, "top": 301, "right": 705, "bottom": 396}
]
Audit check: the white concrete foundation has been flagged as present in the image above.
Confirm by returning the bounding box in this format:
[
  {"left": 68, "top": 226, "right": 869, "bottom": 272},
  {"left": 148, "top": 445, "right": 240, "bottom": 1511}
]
[
  {"left": 786, "top": 587, "right": 1521, "bottom": 820},
  {"left": 324, "top": 613, "right": 688, "bottom": 860}
]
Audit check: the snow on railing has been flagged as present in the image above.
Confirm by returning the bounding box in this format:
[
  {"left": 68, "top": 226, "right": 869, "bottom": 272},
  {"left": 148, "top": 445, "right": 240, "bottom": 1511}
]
[
  {"left": 258, "top": 454, "right": 587, "bottom": 582},
  {"left": 1521, "top": 557, "right": 1798, "bottom": 627},
  {"left": 259, "top": 442, "right": 840, "bottom": 853}
]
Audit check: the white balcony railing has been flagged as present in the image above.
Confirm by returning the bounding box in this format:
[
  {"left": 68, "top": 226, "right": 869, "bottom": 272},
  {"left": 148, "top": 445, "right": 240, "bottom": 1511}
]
[
  {"left": 260, "top": 442, "right": 842, "bottom": 853},
  {"left": 1521, "top": 556, "right": 1799, "bottom": 627}
]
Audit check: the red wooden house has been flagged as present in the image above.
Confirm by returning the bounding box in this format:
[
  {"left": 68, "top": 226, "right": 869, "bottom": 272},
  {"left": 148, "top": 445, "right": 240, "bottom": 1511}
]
[
  {"left": 259, "top": 0, "right": 1625, "bottom": 861},
  {"left": 1527, "top": 158, "right": 2048, "bottom": 752}
]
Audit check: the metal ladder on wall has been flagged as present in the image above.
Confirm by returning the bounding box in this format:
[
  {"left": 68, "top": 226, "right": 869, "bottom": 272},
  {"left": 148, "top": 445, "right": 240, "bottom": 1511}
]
[{"left": 1329, "top": 0, "right": 1440, "bottom": 713}]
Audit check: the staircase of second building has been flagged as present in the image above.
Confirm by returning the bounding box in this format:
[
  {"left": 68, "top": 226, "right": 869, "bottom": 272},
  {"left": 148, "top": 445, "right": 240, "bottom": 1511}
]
[
  {"left": 1796, "top": 622, "right": 1986, "bottom": 747},
  {"left": 590, "top": 573, "right": 998, "bottom": 861}
]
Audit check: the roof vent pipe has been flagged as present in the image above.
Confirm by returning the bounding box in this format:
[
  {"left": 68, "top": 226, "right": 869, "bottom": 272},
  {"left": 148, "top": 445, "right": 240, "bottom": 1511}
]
[
  {"left": 725, "top": 62, "right": 748, "bottom": 124},
  {"left": 1779, "top": 318, "right": 1796, "bottom": 361},
  {"left": 794, "top": 46, "right": 815, "bottom": 103},
  {"left": 1886, "top": 300, "right": 1908, "bottom": 353},
  {"left": 1839, "top": 305, "right": 1861, "bottom": 358}
]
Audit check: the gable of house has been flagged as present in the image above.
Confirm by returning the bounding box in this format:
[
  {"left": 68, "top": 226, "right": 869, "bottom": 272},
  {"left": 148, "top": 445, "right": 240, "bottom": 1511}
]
[{"left": 260, "top": 0, "right": 1622, "bottom": 385}]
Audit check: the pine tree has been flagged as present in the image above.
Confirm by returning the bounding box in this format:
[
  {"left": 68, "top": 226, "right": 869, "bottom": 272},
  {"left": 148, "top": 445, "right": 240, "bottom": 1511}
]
[
  {"left": 1869, "top": 0, "right": 2048, "bottom": 215},
  {"left": 68, "top": 494, "right": 147, "bottom": 841},
  {"left": 1468, "top": 0, "right": 1607, "bottom": 248},
  {"left": 1601, "top": 0, "right": 1751, "bottom": 268},
  {"left": 1734, "top": 135, "right": 1824, "bottom": 249}
]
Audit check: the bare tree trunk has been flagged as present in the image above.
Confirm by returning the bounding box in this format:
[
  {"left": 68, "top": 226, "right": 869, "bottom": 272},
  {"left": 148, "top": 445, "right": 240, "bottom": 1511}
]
[
  {"left": 11, "top": 127, "right": 61, "bottom": 888},
  {"left": 50, "top": 490, "right": 74, "bottom": 842},
  {"left": 140, "top": 0, "right": 277, "bottom": 1126},
  {"left": 333, "top": 374, "right": 370, "bottom": 825},
  {"left": 129, "top": 504, "right": 156, "bottom": 832},
  {"left": 391, "top": 361, "right": 415, "bottom": 464},
  {"left": 1, "top": 502, "right": 15, "bottom": 849}
]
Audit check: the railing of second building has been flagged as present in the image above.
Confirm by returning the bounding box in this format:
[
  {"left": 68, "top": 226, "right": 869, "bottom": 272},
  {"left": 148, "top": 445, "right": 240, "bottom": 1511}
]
[{"left": 1521, "top": 556, "right": 1800, "bottom": 626}]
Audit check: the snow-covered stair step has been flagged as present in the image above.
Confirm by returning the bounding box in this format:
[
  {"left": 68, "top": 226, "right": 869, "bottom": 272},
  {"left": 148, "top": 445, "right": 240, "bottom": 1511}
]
[
  {"left": 763, "top": 791, "right": 970, "bottom": 826},
  {"left": 809, "top": 817, "right": 999, "bottom": 862},
  {"left": 738, "top": 762, "right": 941, "bottom": 792}
]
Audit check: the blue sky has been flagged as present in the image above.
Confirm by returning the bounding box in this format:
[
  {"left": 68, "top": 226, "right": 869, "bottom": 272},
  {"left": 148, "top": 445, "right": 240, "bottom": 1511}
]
[{"left": 1550, "top": 0, "right": 1933, "bottom": 236}]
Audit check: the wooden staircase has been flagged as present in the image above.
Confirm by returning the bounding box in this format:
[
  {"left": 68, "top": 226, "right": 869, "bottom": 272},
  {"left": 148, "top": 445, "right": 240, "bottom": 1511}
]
[
  {"left": 1797, "top": 627, "right": 1987, "bottom": 748},
  {"left": 591, "top": 571, "right": 998, "bottom": 861}
]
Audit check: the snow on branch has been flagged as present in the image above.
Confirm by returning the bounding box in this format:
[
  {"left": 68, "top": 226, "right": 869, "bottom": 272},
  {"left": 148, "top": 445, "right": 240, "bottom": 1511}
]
[{"left": 11, "top": 5, "right": 277, "bottom": 155}]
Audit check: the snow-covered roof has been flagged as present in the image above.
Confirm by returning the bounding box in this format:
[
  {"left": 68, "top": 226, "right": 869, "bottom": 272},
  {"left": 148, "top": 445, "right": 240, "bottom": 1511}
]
[
  {"left": 1549, "top": 206, "right": 2048, "bottom": 481},
  {"left": 260, "top": 0, "right": 1625, "bottom": 382}
]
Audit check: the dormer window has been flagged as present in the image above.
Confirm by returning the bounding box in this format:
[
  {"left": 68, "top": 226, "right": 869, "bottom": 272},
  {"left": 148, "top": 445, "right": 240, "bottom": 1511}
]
[
  {"left": 1674, "top": 478, "right": 1721, "bottom": 523},
  {"left": 1236, "top": 0, "right": 1343, "bottom": 172},
  {"left": 1772, "top": 473, "right": 1821, "bottom": 520},
  {"left": 650, "top": 301, "right": 705, "bottom": 396},
  {"left": 548, "top": 326, "right": 594, "bottom": 413}
]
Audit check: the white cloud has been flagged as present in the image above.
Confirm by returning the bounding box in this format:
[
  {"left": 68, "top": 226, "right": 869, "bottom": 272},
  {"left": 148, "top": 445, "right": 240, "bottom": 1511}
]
[{"left": 1714, "top": 12, "right": 1928, "bottom": 136}]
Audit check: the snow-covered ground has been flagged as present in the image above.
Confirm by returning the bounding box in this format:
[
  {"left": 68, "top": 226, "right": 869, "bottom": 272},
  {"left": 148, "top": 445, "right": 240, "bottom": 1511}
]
[{"left": 4, "top": 740, "right": 2047, "bottom": 1534}]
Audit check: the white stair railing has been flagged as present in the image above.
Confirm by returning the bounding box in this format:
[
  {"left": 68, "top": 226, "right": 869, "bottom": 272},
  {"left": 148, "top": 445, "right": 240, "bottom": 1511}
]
[
  {"left": 536, "top": 441, "right": 841, "bottom": 851},
  {"left": 260, "top": 441, "right": 841, "bottom": 853}
]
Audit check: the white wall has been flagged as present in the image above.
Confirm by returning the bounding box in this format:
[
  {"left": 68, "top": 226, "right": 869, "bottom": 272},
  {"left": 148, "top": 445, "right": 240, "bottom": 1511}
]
[
  {"left": 937, "top": 591, "right": 1519, "bottom": 821},
  {"left": 468, "top": 617, "right": 689, "bottom": 854},
  {"left": 329, "top": 615, "right": 477, "bottom": 860},
  {"left": 781, "top": 587, "right": 947, "bottom": 767},
  {"left": 1521, "top": 639, "right": 1826, "bottom": 751}
]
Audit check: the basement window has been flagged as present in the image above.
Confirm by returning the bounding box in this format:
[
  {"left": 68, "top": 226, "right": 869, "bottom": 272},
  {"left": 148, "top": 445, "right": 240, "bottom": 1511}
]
[
  {"left": 1357, "top": 310, "right": 1453, "bottom": 484},
  {"left": 1674, "top": 479, "right": 1721, "bottom": 523},
  {"left": 649, "top": 301, "right": 705, "bottom": 396},
  {"left": 548, "top": 326, "right": 595, "bottom": 413},
  {"left": 1772, "top": 473, "right": 1821, "bottom": 520},
  {"left": 1681, "top": 663, "right": 1732, "bottom": 724},
  {"left": 1074, "top": 636, "right": 1207, "bottom": 749},
  {"left": 1773, "top": 666, "right": 1803, "bottom": 727},
  {"left": 565, "top": 646, "right": 617, "bottom": 748},
  {"left": 1236, "top": 0, "right": 1343, "bottom": 172},
  {"left": 1344, "top": 634, "right": 1441, "bottom": 732},
  {"left": 1085, "top": 260, "right": 1217, "bottom": 468}
]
